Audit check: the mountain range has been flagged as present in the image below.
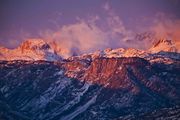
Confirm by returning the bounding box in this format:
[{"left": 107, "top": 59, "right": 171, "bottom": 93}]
[
  {"left": 0, "top": 38, "right": 180, "bottom": 120},
  {"left": 0, "top": 38, "right": 179, "bottom": 61}
]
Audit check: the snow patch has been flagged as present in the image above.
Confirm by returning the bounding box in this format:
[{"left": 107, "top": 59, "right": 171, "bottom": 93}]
[{"left": 61, "top": 95, "right": 97, "bottom": 120}]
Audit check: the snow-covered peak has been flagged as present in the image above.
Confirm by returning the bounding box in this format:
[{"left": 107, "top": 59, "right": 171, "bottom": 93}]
[
  {"left": 0, "top": 38, "right": 179, "bottom": 61},
  {"left": 103, "top": 48, "right": 124, "bottom": 58},
  {"left": 0, "top": 39, "right": 61, "bottom": 61},
  {"left": 123, "top": 48, "right": 148, "bottom": 57},
  {"left": 92, "top": 48, "right": 147, "bottom": 58},
  {"left": 18, "top": 39, "right": 51, "bottom": 52},
  {"left": 149, "top": 39, "right": 177, "bottom": 53},
  {"left": 71, "top": 47, "right": 148, "bottom": 61}
]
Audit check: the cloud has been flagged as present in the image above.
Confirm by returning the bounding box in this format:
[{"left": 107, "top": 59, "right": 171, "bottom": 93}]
[
  {"left": 103, "top": 1, "right": 111, "bottom": 11},
  {"left": 32, "top": 4, "right": 180, "bottom": 57},
  {"left": 150, "top": 13, "right": 180, "bottom": 49},
  {"left": 39, "top": 2, "right": 136, "bottom": 58},
  {"left": 103, "top": 2, "right": 134, "bottom": 45},
  {"left": 41, "top": 20, "right": 109, "bottom": 58},
  {"left": 0, "top": 29, "right": 33, "bottom": 49}
]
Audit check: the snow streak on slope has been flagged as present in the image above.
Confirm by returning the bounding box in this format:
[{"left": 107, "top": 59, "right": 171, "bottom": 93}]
[{"left": 61, "top": 95, "right": 97, "bottom": 120}]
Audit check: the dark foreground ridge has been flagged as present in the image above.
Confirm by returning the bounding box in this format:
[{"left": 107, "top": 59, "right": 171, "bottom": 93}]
[{"left": 0, "top": 56, "right": 180, "bottom": 120}]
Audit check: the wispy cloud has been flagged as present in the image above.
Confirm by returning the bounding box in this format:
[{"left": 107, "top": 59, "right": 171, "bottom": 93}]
[
  {"left": 150, "top": 13, "right": 180, "bottom": 40},
  {"left": 149, "top": 13, "right": 180, "bottom": 50},
  {"left": 9, "top": 2, "right": 179, "bottom": 57},
  {"left": 41, "top": 20, "right": 109, "bottom": 58},
  {"left": 103, "top": 1, "right": 111, "bottom": 11},
  {"left": 39, "top": 2, "right": 136, "bottom": 57}
]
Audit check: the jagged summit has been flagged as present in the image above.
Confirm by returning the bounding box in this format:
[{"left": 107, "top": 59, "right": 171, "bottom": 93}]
[
  {"left": 19, "top": 39, "right": 51, "bottom": 52},
  {"left": 149, "top": 39, "right": 177, "bottom": 53},
  {"left": 0, "top": 38, "right": 179, "bottom": 61},
  {"left": 0, "top": 39, "right": 61, "bottom": 61}
]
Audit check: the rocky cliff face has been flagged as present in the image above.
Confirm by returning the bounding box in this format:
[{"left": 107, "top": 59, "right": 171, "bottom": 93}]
[
  {"left": 84, "top": 57, "right": 147, "bottom": 89},
  {"left": 0, "top": 53, "right": 180, "bottom": 119}
]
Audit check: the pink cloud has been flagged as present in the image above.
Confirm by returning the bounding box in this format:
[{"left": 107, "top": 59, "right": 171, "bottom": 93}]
[{"left": 150, "top": 13, "right": 180, "bottom": 51}]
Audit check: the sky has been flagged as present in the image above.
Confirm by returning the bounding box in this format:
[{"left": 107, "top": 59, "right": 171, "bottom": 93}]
[{"left": 0, "top": 0, "right": 180, "bottom": 54}]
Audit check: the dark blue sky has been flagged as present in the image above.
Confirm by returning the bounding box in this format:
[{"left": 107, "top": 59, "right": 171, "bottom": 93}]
[{"left": 0, "top": 0, "right": 180, "bottom": 48}]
